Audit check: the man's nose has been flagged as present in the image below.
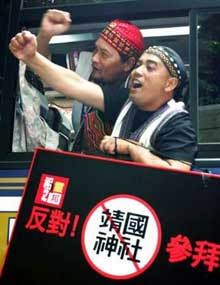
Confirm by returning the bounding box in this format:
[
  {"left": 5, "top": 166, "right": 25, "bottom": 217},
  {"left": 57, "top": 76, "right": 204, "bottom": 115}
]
[
  {"left": 133, "top": 65, "right": 144, "bottom": 76},
  {"left": 92, "top": 51, "right": 99, "bottom": 63}
]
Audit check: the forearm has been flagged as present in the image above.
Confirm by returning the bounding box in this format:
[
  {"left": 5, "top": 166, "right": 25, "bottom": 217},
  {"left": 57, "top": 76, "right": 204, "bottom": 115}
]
[
  {"left": 128, "top": 143, "right": 167, "bottom": 165},
  {"left": 24, "top": 52, "right": 104, "bottom": 111},
  {"left": 100, "top": 136, "right": 191, "bottom": 171},
  {"left": 128, "top": 143, "right": 191, "bottom": 170},
  {"left": 37, "top": 32, "right": 52, "bottom": 59}
]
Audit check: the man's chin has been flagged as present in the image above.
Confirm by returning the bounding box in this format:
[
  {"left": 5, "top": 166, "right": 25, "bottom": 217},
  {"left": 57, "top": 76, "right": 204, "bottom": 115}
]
[
  {"left": 129, "top": 92, "right": 142, "bottom": 105},
  {"left": 91, "top": 70, "right": 102, "bottom": 80}
]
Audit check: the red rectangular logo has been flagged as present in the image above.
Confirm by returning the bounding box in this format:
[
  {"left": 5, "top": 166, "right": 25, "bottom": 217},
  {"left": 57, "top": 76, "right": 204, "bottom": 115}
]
[{"left": 35, "top": 174, "right": 69, "bottom": 208}]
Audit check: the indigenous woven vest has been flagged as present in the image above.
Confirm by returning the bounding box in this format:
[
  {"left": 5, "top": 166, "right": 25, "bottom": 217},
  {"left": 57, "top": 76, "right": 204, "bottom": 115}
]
[
  {"left": 111, "top": 99, "right": 187, "bottom": 149},
  {"left": 81, "top": 109, "right": 112, "bottom": 152}
]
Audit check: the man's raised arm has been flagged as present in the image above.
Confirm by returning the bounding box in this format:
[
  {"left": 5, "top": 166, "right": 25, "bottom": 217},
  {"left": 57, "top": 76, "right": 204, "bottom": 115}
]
[
  {"left": 9, "top": 31, "right": 104, "bottom": 111},
  {"left": 37, "top": 9, "right": 72, "bottom": 59}
]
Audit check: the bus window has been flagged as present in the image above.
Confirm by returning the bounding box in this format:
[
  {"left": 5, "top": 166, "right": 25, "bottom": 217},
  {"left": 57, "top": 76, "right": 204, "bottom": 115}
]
[
  {"left": 198, "top": 11, "right": 220, "bottom": 143},
  {"left": 12, "top": 15, "right": 189, "bottom": 153}
]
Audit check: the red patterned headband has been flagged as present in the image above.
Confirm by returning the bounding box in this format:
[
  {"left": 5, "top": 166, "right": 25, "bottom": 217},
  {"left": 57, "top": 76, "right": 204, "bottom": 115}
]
[{"left": 100, "top": 19, "right": 144, "bottom": 59}]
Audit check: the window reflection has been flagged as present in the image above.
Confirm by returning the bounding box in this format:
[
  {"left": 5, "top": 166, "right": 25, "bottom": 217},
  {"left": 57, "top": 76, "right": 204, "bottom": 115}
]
[{"left": 198, "top": 12, "right": 220, "bottom": 143}]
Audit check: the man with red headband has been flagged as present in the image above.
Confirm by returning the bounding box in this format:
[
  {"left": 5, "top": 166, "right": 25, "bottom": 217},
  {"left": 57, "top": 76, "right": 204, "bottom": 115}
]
[{"left": 36, "top": 9, "right": 144, "bottom": 151}]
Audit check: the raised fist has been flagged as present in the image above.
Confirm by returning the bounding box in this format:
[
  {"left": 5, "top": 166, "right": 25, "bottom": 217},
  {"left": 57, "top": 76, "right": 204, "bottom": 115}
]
[
  {"left": 9, "top": 31, "right": 37, "bottom": 62},
  {"left": 39, "top": 9, "right": 71, "bottom": 38}
]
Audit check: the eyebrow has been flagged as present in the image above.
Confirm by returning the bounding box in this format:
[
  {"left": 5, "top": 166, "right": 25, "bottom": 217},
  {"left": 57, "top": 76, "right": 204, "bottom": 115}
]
[
  {"left": 146, "top": 59, "right": 158, "bottom": 65},
  {"left": 95, "top": 43, "right": 111, "bottom": 56},
  {"left": 137, "top": 59, "right": 158, "bottom": 66},
  {"left": 100, "top": 47, "right": 111, "bottom": 55}
]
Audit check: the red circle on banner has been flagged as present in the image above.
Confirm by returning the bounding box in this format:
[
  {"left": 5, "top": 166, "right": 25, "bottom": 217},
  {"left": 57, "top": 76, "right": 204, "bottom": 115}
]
[{"left": 81, "top": 194, "right": 162, "bottom": 280}]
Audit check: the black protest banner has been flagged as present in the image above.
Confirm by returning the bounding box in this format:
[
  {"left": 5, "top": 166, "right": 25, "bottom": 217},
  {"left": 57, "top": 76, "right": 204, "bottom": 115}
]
[{"left": 1, "top": 148, "right": 220, "bottom": 285}]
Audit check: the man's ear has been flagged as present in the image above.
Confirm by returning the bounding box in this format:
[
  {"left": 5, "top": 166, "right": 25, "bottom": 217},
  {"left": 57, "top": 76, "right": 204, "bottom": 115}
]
[
  {"left": 123, "top": 56, "right": 136, "bottom": 72},
  {"left": 165, "top": 77, "right": 179, "bottom": 92}
]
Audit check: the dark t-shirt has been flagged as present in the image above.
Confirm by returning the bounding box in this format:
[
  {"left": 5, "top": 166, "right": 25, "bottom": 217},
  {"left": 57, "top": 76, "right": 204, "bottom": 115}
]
[
  {"left": 73, "top": 77, "right": 128, "bottom": 152},
  {"left": 102, "top": 87, "right": 198, "bottom": 163}
]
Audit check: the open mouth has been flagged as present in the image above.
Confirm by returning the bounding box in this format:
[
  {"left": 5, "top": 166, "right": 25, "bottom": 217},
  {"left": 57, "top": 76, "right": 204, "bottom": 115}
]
[
  {"left": 92, "top": 64, "right": 100, "bottom": 72},
  {"left": 92, "top": 66, "right": 99, "bottom": 72},
  {"left": 132, "top": 79, "right": 142, "bottom": 89}
]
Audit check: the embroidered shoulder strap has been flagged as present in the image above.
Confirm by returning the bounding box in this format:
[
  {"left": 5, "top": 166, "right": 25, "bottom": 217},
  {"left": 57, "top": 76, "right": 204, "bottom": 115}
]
[
  {"left": 138, "top": 100, "right": 187, "bottom": 149},
  {"left": 150, "top": 107, "right": 187, "bottom": 148}
]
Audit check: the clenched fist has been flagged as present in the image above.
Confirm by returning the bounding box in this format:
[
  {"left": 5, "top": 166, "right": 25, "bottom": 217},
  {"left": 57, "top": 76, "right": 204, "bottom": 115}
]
[
  {"left": 39, "top": 9, "right": 72, "bottom": 39},
  {"left": 9, "top": 31, "right": 37, "bottom": 63}
]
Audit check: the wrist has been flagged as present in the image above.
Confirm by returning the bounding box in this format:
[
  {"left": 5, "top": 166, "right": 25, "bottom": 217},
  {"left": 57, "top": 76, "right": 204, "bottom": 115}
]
[
  {"left": 37, "top": 30, "right": 53, "bottom": 42},
  {"left": 23, "top": 52, "right": 41, "bottom": 70}
]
